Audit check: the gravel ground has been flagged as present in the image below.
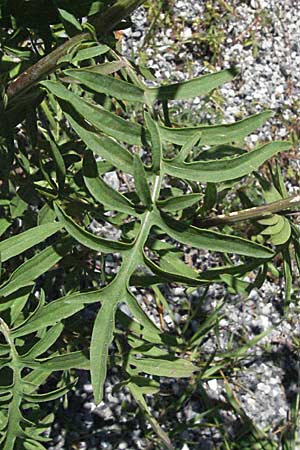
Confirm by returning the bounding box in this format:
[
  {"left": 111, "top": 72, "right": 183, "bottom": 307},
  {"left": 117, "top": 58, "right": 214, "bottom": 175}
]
[{"left": 48, "top": 1, "right": 300, "bottom": 449}]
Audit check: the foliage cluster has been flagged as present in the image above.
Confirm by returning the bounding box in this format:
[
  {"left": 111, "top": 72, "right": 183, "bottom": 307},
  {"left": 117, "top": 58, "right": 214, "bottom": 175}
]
[{"left": 0, "top": 0, "right": 299, "bottom": 448}]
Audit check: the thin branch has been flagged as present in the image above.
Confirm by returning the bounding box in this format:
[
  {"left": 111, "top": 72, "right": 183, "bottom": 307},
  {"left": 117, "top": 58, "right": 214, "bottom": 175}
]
[
  {"left": 6, "top": 0, "right": 146, "bottom": 99},
  {"left": 194, "top": 194, "right": 300, "bottom": 228},
  {"left": 6, "top": 33, "right": 89, "bottom": 99}
]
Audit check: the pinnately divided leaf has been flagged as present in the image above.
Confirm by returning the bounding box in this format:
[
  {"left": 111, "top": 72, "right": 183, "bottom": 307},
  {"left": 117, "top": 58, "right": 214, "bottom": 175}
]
[
  {"left": 65, "top": 67, "right": 237, "bottom": 103},
  {"left": 37, "top": 351, "right": 90, "bottom": 371},
  {"left": 11, "top": 289, "right": 103, "bottom": 337},
  {"left": 0, "top": 238, "right": 73, "bottom": 297},
  {"left": 156, "top": 193, "right": 203, "bottom": 212},
  {"left": 133, "top": 155, "right": 152, "bottom": 209},
  {"left": 64, "top": 68, "right": 145, "bottom": 102},
  {"left": 66, "top": 114, "right": 135, "bottom": 174},
  {"left": 125, "top": 290, "right": 163, "bottom": 343},
  {"left": 270, "top": 218, "right": 291, "bottom": 246},
  {"left": 91, "top": 299, "right": 117, "bottom": 404},
  {"left": 261, "top": 215, "right": 285, "bottom": 235},
  {"left": 128, "top": 355, "right": 199, "bottom": 377},
  {"left": 163, "top": 141, "right": 291, "bottom": 182},
  {"left": 160, "top": 110, "right": 273, "bottom": 145},
  {"left": 146, "top": 68, "right": 238, "bottom": 102},
  {"left": 83, "top": 150, "right": 137, "bottom": 215},
  {"left": 61, "top": 44, "right": 109, "bottom": 64},
  {"left": 144, "top": 111, "right": 162, "bottom": 173},
  {"left": 127, "top": 382, "right": 174, "bottom": 450},
  {"left": 54, "top": 203, "right": 133, "bottom": 253},
  {"left": 0, "top": 223, "right": 62, "bottom": 262},
  {"left": 2, "top": 13, "right": 297, "bottom": 450},
  {"left": 155, "top": 211, "right": 274, "bottom": 258},
  {"left": 40, "top": 80, "right": 143, "bottom": 145}
]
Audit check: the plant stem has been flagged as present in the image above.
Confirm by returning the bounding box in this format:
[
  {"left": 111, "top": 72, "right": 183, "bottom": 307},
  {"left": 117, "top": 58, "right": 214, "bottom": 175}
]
[
  {"left": 6, "top": 0, "right": 146, "bottom": 99},
  {"left": 194, "top": 194, "right": 300, "bottom": 228},
  {"left": 7, "top": 33, "right": 89, "bottom": 99}
]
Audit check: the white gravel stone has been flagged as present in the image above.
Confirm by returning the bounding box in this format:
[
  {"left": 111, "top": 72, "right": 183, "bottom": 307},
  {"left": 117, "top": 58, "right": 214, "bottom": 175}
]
[{"left": 207, "top": 379, "right": 218, "bottom": 391}]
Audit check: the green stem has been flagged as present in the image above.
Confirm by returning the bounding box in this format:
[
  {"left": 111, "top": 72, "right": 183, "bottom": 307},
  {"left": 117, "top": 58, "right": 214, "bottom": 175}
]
[
  {"left": 194, "top": 194, "right": 300, "bottom": 228},
  {"left": 6, "top": 33, "right": 89, "bottom": 99},
  {"left": 116, "top": 174, "right": 163, "bottom": 284},
  {"left": 6, "top": 0, "right": 146, "bottom": 99}
]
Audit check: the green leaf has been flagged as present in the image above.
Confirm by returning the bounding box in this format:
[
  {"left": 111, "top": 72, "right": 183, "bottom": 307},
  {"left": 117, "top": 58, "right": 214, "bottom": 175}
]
[
  {"left": 157, "top": 250, "right": 203, "bottom": 280},
  {"left": 155, "top": 211, "right": 274, "bottom": 258},
  {"left": 83, "top": 150, "right": 137, "bottom": 215},
  {"left": 125, "top": 290, "right": 162, "bottom": 343},
  {"left": 24, "top": 381, "right": 75, "bottom": 403},
  {"left": 162, "top": 141, "right": 291, "bottom": 183},
  {"left": 0, "top": 238, "right": 73, "bottom": 297},
  {"left": 220, "top": 273, "right": 249, "bottom": 295},
  {"left": 221, "top": 329, "right": 270, "bottom": 359},
  {"left": 282, "top": 246, "right": 292, "bottom": 308},
  {"left": 160, "top": 111, "right": 273, "bottom": 145},
  {"left": 189, "top": 303, "right": 223, "bottom": 347},
  {"left": 146, "top": 68, "right": 237, "bottom": 102},
  {"left": 247, "top": 264, "right": 266, "bottom": 293},
  {"left": 127, "top": 376, "right": 160, "bottom": 394},
  {"left": 173, "top": 132, "right": 202, "bottom": 163},
  {"left": 38, "top": 204, "right": 57, "bottom": 225},
  {"left": 80, "top": 60, "right": 126, "bottom": 75},
  {"left": 261, "top": 215, "right": 285, "bottom": 235},
  {"left": 66, "top": 114, "right": 134, "bottom": 174},
  {"left": 144, "top": 112, "right": 162, "bottom": 173},
  {"left": 24, "top": 440, "right": 47, "bottom": 450},
  {"left": 0, "top": 223, "right": 62, "bottom": 262},
  {"left": 157, "top": 193, "right": 203, "bottom": 212},
  {"left": 9, "top": 192, "right": 27, "bottom": 219},
  {"left": 65, "top": 44, "right": 109, "bottom": 63},
  {"left": 24, "top": 323, "right": 64, "bottom": 359},
  {"left": 196, "top": 144, "right": 246, "bottom": 161},
  {"left": 143, "top": 252, "right": 207, "bottom": 286},
  {"left": 0, "top": 218, "right": 11, "bottom": 237},
  {"left": 133, "top": 155, "right": 152, "bottom": 209},
  {"left": 64, "top": 69, "right": 145, "bottom": 102},
  {"left": 10, "top": 289, "right": 45, "bottom": 333},
  {"left": 11, "top": 289, "right": 102, "bottom": 337},
  {"left": 58, "top": 8, "right": 82, "bottom": 35},
  {"left": 91, "top": 300, "right": 116, "bottom": 404},
  {"left": 41, "top": 131, "right": 66, "bottom": 191},
  {"left": 255, "top": 172, "right": 282, "bottom": 203},
  {"left": 271, "top": 218, "right": 291, "bottom": 246},
  {"left": 54, "top": 203, "right": 132, "bottom": 253},
  {"left": 129, "top": 355, "right": 198, "bottom": 377},
  {"left": 37, "top": 351, "right": 89, "bottom": 370},
  {"left": 127, "top": 382, "right": 174, "bottom": 450},
  {"left": 0, "top": 287, "right": 33, "bottom": 319},
  {"left": 0, "top": 342, "right": 10, "bottom": 355},
  {"left": 40, "top": 81, "right": 143, "bottom": 145},
  {"left": 257, "top": 215, "right": 279, "bottom": 226},
  {"left": 23, "top": 369, "right": 51, "bottom": 394},
  {"left": 201, "top": 183, "right": 217, "bottom": 213},
  {"left": 274, "top": 160, "right": 289, "bottom": 198}
]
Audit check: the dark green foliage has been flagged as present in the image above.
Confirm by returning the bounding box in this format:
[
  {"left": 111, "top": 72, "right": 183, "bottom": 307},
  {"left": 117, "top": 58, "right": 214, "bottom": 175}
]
[{"left": 0, "top": 1, "right": 299, "bottom": 448}]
